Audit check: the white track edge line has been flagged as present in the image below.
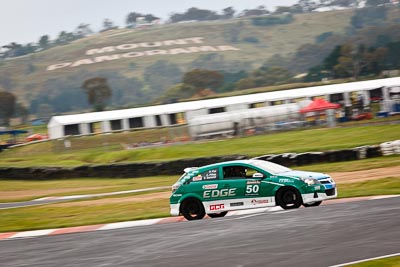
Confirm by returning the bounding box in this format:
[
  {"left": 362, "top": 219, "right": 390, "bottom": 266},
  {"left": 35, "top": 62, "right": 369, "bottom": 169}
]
[{"left": 329, "top": 252, "right": 400, "bottom": 267}]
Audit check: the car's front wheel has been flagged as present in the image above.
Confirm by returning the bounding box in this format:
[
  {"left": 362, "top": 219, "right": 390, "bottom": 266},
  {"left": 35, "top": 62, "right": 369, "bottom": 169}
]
[
  {"left": 303, "top": 201, "right": 322, "bottom": 207},
  {"left": 208, "top": 212, "right": 228, "bottom": 218},
  {"left": 277, "top": 187, "right": 302, "bottom": 209},
  {"left": 181, "top": 198, "right": 206, "bottom": 220}
]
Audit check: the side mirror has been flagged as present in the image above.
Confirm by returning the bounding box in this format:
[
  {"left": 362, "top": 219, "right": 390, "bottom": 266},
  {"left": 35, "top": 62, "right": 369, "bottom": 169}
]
[{"left": 252, "top": 173, "right": 264, "bottom": 179}]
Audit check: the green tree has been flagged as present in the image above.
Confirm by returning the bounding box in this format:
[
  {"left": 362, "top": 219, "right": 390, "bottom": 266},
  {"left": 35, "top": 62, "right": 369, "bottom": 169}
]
[
  {"left": 15, "top": 103, "right": 29, "bottom": 125},
  {"left": 182, "top": 69, "right": 224, "bottom": 92},
  {"left": 159, "top": 83, "right": 196, "bottom": 103},
  {"left": 143, "top": 60, "right": 182, "bottom": 97},
  {"left": 126, "top": 12, "right": 142, "bottom": 27},
  {"left": 38, "top": 35, "right": 50, "bottom": 50},
  {"left": 75, "top": 24, "right": 93, "bottom": 38},
  {"left": 222, "top": 7, "right": 235, "bottom": 19},
  {"left": 102, "top": 18, "right": 115, "bottom": 31},
  {"left": 37, "top": 104, "right": 53, "bottom": 122},
  {"left": 81, "top": 77, "right": 112, "bottom": 111},
  {"left": 0, "top": 91, "right": 16, "bottom": 126}
]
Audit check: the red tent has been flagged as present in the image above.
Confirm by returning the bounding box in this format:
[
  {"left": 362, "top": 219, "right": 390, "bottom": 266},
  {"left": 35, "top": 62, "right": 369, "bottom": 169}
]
[{"left": 300, "top": 98, "right": 340, "bottom": 113}]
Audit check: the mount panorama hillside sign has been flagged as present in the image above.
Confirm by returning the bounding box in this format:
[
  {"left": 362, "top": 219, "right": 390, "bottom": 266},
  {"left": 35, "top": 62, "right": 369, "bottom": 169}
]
[{"left": 46, "top": 37, "right": 240, "bottom": 71}]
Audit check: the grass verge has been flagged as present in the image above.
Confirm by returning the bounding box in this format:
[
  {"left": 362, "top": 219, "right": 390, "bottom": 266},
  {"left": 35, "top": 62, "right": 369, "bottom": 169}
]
[
  {"left": 1, "top": 124, "right": 399, "bottom": 167},
  {"left": 348, "top": 256, "right": 400, "bottom": 267}
]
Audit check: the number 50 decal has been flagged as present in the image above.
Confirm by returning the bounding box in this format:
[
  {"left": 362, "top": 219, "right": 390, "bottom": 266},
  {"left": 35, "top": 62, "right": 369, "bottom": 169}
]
[{"left": 246, "top": 184, "right": 259, "bottom": 194}]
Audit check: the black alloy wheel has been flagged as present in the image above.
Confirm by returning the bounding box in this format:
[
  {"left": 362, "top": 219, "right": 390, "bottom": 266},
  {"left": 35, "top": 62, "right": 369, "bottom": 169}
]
[{"left": 181, "top": 198, "right": 206, "bottom": 220}]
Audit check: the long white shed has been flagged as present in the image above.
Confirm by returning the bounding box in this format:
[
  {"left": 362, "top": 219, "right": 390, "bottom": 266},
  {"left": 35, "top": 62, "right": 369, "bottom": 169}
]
[{"left": 48, "top": 77, "right": 400, "bottom": 139}]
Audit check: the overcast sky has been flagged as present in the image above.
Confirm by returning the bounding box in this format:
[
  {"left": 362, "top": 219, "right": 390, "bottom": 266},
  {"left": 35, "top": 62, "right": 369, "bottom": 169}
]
[{"left": 0, "top": 0, "right": 298, "bottom": 46}]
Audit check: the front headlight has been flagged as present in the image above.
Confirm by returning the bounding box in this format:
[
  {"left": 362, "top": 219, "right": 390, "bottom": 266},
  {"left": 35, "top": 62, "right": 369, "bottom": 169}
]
[
  {"left": 171, "top": 183, "right": 181, "bottom": 193},
  {"left": 301, "top": 178, "right": 320, "bottom": 186}
]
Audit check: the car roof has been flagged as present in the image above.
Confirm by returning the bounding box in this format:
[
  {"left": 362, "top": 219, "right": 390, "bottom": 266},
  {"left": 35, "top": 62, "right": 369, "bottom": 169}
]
[{"left": 197, "top": 159, "right": 261, "bottom": 170}]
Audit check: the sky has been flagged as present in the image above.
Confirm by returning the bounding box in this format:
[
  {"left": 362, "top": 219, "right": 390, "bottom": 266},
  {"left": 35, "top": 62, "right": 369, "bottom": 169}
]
[{"left": 0, "top": 0, "right": 298, "bottom": 46}]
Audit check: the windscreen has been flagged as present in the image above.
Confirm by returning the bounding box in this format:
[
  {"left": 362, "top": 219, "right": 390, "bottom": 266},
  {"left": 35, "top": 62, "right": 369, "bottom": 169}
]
[{"left": 251, "top": 160, "right": 292, "bottom": 175}]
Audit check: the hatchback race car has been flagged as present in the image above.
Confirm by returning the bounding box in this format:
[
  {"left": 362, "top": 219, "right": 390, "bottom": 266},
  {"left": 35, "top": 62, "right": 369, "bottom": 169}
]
[{"left": 170, "top": 159, "right": 337, "bottom": 220}]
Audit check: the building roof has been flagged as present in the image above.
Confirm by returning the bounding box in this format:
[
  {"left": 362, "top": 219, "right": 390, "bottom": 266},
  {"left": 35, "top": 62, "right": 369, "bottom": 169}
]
[{"left": 48, "top": 77, "right": 400, "bottom": 127}]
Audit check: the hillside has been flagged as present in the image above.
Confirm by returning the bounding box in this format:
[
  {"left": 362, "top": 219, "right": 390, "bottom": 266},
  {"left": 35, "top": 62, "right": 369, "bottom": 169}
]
[{"left": 1, "top": 7, "right": 398, "bottom": 117}]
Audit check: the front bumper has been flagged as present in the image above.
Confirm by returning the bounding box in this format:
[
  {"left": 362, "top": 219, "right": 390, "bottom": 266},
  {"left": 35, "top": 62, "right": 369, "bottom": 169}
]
[
  {"left": 170, "top": 204, "right": 180, "bottom": 216},
  {"left": 302, "top": 187, "right": 337, "bottom": 204}
]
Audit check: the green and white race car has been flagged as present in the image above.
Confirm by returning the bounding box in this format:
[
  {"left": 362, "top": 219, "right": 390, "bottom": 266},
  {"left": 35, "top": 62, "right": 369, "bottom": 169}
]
[{"left": 170, "top": 159, "right": 337, "bottom": 220}]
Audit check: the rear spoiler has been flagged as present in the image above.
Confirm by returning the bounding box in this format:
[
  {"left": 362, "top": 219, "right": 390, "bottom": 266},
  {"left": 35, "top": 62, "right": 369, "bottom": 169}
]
[{"left": 184, "top": 167, "right": 198, "bottom": 173}]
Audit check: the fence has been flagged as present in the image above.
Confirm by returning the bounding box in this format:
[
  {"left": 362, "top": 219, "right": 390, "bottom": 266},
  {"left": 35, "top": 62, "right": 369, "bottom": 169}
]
[{"left": 188, "top": 110, "right": 336, "bottom": 140}]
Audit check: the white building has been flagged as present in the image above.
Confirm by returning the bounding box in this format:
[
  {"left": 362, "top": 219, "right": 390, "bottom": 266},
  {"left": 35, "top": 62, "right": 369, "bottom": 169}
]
[{"left": 48, "top": 77, "right": 400, "bottom": 139}]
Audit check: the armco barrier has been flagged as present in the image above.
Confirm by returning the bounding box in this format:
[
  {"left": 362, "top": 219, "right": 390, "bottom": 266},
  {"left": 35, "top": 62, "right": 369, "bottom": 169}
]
[{"left": 0, "top": 142, "right": 397, "bottom": 180}]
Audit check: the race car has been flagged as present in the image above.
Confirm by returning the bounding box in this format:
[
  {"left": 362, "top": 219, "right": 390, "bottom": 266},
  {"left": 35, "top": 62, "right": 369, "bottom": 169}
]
[{"left": 170, "top": 159, "right": 337, "bottom": 220}]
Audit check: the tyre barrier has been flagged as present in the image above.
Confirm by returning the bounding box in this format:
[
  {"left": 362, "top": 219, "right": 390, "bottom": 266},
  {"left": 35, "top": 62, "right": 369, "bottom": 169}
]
[
  {"left": 0, "top": 155, "right": 247, "bottom": 180},
  {"left": 380, "top": 140, "right": 400, "bottom": 156}
]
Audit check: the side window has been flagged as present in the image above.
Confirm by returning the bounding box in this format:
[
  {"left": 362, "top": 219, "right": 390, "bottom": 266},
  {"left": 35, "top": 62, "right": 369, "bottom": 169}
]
[
  {"left": 191, "top": 168, "right": 219, "bottom": 182},
  {"left": 223, "top": 166, "right": 260, "bottom": 179},
  {"left": 223, "top": 166, "right": 246, "bottom": 179}
]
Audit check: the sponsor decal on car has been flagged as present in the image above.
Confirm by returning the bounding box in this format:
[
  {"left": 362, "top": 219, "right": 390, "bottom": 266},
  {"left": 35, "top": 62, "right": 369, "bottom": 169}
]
[
  {"left": 245, "top": 184, "right": 260, "bottom": 196},
  {"left": 192, "top": 175, "right": 202, "bottom": 181},
  {"left": 172, "top": 194, "right": 182, "bottom": 197},
  {"left": 203, "top": 188, "right": 237, "bottom": 198},
  {"left": 230, "top": 202, "right": 244, "bottom": 207},
  {"left": 202, "top": 184, "right": 218, "bottom": 190},
  {"left": 251, "top": 199, "right": 269, "bottom": 205},
  {"left": 202, "top": 169, "right": 218, "bottom": 180},
  {"left": 246, "top": 180, "right": 261, "bottom": 184},
  {"left": 279, "top": 178, "right": 293, "bottom": 183},
  {"left": 209, "top": 204, "right": 225, "bottom": 211}
]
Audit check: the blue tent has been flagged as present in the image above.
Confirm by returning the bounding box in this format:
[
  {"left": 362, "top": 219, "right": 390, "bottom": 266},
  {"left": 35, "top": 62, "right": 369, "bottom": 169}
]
[{"left": 0, "top": 130, "right": 28, "bottom": 152}]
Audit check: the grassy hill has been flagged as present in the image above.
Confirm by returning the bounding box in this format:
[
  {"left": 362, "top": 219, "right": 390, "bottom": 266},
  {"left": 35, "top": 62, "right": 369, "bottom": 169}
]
[{"left": 0, "top": 7, "right": 398, "bottom": 113}]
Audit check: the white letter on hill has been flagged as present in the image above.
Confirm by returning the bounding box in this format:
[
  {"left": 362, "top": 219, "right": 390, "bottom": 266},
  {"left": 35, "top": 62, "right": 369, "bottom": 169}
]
[
  {"left": 139, "top": 42, "right": 162, "bottom": 48},
  {"left": 217, "top": 45, "right": 240, "bottom": 51},
  {"left": 168, "top": 48, "right": 191, "bottom": 55},
  {"left": 116, "top": 44, "right": 138, "bottom": 50},
  {"left": 145, "top": 50, "right": 168, "bottom": 56},
  {"left": 185, "top": 37, "right": 204, "bottom": 44},
  {"left": 121, "top": 52, "right": 144, "bottom": 58},
  {"left": 186, "top": 46, "right": 217, "bottom": 52},
  {"left": 71, "top": 59, "right": 94, "bottom": 67},
  {"left": 94, "top": 54, "right": 121, "bottom": 62},
  {"left": 47, "top": 62, "right": 72, "bottom": 71},
  {"left": 163, "top": 39, "right": 189, "bottom": 45},
  {"left": 86, "top": 46, "right": 116, "bottom": 55}
]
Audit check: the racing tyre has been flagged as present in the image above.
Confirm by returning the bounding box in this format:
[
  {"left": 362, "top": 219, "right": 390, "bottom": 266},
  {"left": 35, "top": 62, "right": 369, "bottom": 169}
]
[
  {"left": 303, "top": 201, "right": 322, "bottom": 207},
  {"left": 208, "top": 212, "right": 228, "bottom": 218},
  {"left": 181, "top": 198, "right": 206, "bottom": 220},
  {"left": 277, "top": 188, "right": 302, "bottom": 209}
]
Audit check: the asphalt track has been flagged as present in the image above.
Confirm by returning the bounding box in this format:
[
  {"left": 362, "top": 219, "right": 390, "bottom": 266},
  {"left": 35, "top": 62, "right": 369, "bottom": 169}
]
[{"left": 1, "top": 197, "right": 399, "bottom": 267}]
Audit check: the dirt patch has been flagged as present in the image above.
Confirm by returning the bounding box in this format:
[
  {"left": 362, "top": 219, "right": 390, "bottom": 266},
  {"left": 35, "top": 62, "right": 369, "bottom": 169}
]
[
  {"left": 53, "top": 191, "right": 171, "bottom": 207},
  {"left": 330, "top": 165, "right": 400, "bottom": 184},
  {"left": 0, "top": 186, "right": 114, "bottom": 201}
]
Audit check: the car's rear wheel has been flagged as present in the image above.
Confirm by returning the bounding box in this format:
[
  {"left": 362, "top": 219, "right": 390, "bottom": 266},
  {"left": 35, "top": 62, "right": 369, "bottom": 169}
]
[
  {"left": 181, "top": 198, "right": 206, "bottom": 220},
  {"left": 208, "top": 211, "right": 228, "bottom": 218},
  {"left": 303, "top": 201, "right": 322, "bottom": 207},
  {"left": 277, "top": 188, "right": 302, "bottom": 209}
]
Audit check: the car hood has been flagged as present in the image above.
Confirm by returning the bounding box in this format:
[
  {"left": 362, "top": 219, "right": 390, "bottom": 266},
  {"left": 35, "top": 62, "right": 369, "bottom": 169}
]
[{"left": 280, "top": 170, "right": 330, "bottom": 180}]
